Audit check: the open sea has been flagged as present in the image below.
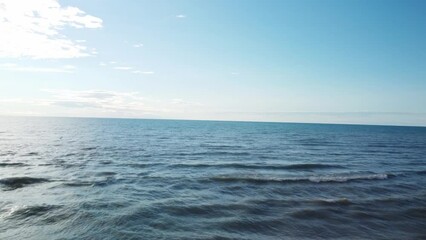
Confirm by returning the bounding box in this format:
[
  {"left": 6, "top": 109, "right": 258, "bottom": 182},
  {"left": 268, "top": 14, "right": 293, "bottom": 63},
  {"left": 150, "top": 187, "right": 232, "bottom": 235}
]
[{"left": 0, "top": 117, "right": 425, "bottom": 239}]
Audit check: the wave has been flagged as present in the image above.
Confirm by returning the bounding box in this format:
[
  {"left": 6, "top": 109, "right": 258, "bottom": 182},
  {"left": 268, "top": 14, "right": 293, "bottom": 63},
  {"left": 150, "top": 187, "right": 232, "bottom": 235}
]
[
  {"left": 172, "top": 163, "right": 343, "bottom": 170},
  {"left": 61, "top": 181, "right": 95, "bottom": 187},
  {"left": 173, "top": 151, "right": 251, "bottom": 156},
  {"left": 5, "top": 204, "right": 62, "bottom": 219},
  {"left": 199, "top": 144, "right": 245, "bottom": 149},
  {"left": 210, "top": 173, "right": 393, "bottom": 184},
  {"left": 0, "top": 177, "right": 50, "bottom": 190},
  {"left": 61, "top": 177, "right": 120, "bottom": 188},
  {"left": 0, "top": 162, "right": 27, "bottom": 167},
  {"left": 311, "top": 198, "right": 352, "bottom": 206},
  {"left": 414, "top": 170, "right": 426, "bottom": 175}
]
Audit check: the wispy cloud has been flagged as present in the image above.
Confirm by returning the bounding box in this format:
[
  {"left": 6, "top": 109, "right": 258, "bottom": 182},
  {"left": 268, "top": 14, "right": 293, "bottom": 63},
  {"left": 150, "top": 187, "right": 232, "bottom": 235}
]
[
  {"left": 114, "top": 66, "right": 132, "bottom": 70},
  {"left": 176, "top": 14, "right": 186, "bottom": 18},
  {"left": 133, "top": 43, "right": 144, "bottom": 48},
  {"left": 0, "top": 89, "right": 203, "bottom": 118},
  {"left": 0, "top": 0, "right": 102, "bottom": 59},
  {"left": 40, "top": 89, "right": 200, "bottom": 115},
  {"left": 133, "top": 70, "right": 154, "bottom": 75},
  {"left": 0, "top": 63, "right": 76, "bottom": 73}
]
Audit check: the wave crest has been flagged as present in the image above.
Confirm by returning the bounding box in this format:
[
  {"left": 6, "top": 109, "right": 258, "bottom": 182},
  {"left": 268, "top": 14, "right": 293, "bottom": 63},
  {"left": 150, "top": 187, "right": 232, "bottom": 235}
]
[{"left": 211, "top": 173, "right": 392, "bottom": 184}]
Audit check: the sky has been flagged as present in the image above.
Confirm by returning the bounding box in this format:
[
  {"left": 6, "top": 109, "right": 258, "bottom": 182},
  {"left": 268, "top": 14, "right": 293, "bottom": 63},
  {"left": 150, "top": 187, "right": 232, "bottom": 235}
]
[{"left": 0, "top": 0, "right": 425, "bottom": 126}]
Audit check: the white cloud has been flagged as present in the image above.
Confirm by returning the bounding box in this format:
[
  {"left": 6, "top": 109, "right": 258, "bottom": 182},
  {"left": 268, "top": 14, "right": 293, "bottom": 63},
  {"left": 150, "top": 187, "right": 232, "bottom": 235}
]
[
  {"left": 0, "top": 0, "right": 103, "bottom": 59},
  {"left": 133, "top": 43, "right": 144, "bottom": 48},
  {"left": 63, "top": 65, "right": 76, "bottom": 69},
  {"left": 114, "top": 66, "right": 132, "bottom": 70},
  {"left": 0, "top": 63, "right": 17, "bottom": 67},
  {"left": 0, "top": 89, "right": 203, "bottom": 118},
  {"left": 176, "top": 14, "right": 186, "bottom": 18},
  {"left": 99, "top": 62, "right": 107, "bottom": 66},
  {"left": 0, "top": 63, "right": 75, "bottom": 73},
  {"left": 41, "top": 89, "right": 199, "bottom": 115},
  {"left": 133, "top": 70, "right": 154, "bottom": 74}
]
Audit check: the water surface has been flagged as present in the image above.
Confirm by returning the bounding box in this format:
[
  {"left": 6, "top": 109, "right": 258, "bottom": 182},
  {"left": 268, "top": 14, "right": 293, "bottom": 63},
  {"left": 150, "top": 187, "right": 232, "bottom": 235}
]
[{"left": 1, "top": 117, "right": 425, "bottom": 239}]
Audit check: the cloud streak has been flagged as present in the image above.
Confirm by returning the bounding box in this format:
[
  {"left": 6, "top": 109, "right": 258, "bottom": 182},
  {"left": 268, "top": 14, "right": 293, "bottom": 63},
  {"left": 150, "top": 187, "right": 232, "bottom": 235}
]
[
  {"left": 33, "top": 89, "right": 202, "bottom": 117},
  {"left": 114, "top": 66, "right": 133, "bottom": 70},
  {"left": 0, "top": 63, "right": 76, "bottom": 73},
  {"left": 0, "top": 0, "right": 103, "bottom": 59},
  {"left": 133, "top": 43, "right": 144, "bottom": 48}
]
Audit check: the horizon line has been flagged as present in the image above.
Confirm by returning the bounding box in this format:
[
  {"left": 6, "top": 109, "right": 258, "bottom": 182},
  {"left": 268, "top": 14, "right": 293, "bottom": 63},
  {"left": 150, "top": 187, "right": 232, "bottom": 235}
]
[{"left": 1, "top": 114, "right": 425, "bottom": 128}]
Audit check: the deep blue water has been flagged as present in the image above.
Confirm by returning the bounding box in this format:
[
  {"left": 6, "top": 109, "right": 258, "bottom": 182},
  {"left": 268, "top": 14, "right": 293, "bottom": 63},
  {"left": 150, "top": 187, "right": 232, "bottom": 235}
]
[{"left": 0, "top": 117, "right": 425, "bottom": 239}]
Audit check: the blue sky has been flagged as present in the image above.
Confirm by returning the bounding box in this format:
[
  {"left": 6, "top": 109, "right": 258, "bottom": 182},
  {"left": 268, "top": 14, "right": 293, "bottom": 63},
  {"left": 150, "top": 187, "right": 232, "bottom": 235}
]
[{"left": 0, "top": 0, "right": 425, "bottom": 126}]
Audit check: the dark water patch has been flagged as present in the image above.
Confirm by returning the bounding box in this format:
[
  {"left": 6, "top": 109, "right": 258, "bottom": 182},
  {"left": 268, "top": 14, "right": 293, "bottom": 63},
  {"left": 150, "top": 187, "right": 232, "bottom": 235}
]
[
  {"left": 0, "top": 177, "right": 50, "bottom": 190},
  {"left": 0, "top": 151, "right": 17, "bottom": 156},
  {"left": 172, "top": 151, "right": 251, "bottom": 157},
  {"left": 296, "top": 137, "right": 337, "bottom": 147},
  {"left": 217, "top": 217, "right": 284, "bottom": 234},
  {"left": 290, "top": 209, "right": 333, "bottom": 219},
  {"left": 210, "top": 173, "right": 392, "bottom": 184},
  {"left": 23, "top": 152, "right": 39, "bottom": 156},
  {"left": 162, "top": 203, "right": 250, "bottom": 218},
  {"left": 0, "top": 162, "right": 28, "bottom": 167},
  {"left": 258, "top": 155, "right": 280, "bottom": 160},
  {"left": 404, "top": 207, "right": 426, "bottom": 219},
  {"left": 199, "top": 143, "right": 245, "bottom": 149},
  {"left": 350, "top": 210, "right": 383, "bottom": 220},
  {"left": 37, "top": 163, "right": 54, "bottom": 166},
  {"left": 128, "top": 163, "right": 162, "bottom": 168},
  {"left": 414, "top": 170, "right": 426, "bottom": 175},
  {"left": 171, "top": 163, "right": 343, "bottom": 171},
  {"left": 96, "top": 171, "right": 117, "bottom": 176},
  {"left": 81, "top": 147, "right": 97, "bottom": 151},
  {"left": 100, "top": 160, "right": 113, "bottom": 165},
  {"left": 283, "top": 163, "right": 344, "bottom": 170}
]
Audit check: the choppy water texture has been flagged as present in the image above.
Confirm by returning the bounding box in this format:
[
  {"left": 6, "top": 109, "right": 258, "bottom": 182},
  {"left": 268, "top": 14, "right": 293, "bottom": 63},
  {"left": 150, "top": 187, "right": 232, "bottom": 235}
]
[{"left": 1, "top": 117, "right": 426, "bottom": 239}]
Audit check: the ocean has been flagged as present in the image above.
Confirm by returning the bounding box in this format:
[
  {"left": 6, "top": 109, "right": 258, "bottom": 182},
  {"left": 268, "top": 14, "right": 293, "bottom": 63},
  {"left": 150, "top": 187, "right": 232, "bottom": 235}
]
[{"left": 0, "top": 117, "right": 425, "bottom": 239}]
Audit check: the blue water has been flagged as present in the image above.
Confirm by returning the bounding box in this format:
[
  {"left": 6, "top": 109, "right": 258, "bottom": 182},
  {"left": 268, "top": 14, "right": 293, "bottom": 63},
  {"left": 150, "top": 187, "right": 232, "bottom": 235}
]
[{"left": 0, "top": 117, "right": 425, "bottom": 239}]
